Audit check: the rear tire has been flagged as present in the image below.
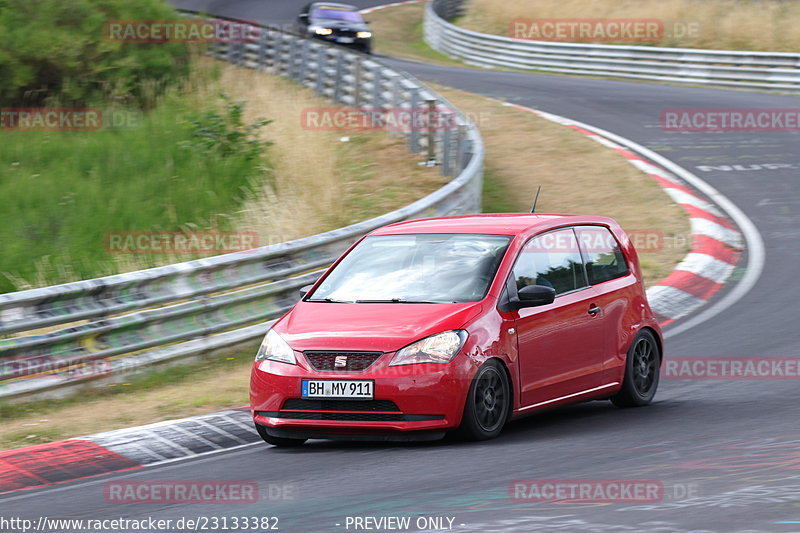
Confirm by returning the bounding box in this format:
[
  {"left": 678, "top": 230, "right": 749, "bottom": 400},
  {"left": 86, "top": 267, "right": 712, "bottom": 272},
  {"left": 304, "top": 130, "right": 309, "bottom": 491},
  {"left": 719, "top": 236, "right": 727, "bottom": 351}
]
[
  {"left": 611, "top": 329, "right": 660, "bottom": 407},
  {"left": 456, "top": 360, "right": 510, "bottom": 441},
  {"left": 255, "top": 423, "right": 307, "bottom": 447}
]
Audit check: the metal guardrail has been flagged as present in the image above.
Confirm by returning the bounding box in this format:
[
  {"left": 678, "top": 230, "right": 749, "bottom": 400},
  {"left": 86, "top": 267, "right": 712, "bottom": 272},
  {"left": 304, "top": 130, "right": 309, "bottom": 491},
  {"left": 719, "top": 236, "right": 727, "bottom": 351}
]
[
  {"left": 425, "top": 0, "right": 800, "bottom": 92},
  {"left": 0, "top": 14, "right": 484, "bottom": 398}
]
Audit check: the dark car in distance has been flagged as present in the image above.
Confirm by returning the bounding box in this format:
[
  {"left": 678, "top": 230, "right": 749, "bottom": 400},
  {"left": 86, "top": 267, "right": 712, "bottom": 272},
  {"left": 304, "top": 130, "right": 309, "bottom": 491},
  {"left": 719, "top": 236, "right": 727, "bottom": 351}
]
[{"left": 298, "top": 2, "right": 373, "bottom": 54}]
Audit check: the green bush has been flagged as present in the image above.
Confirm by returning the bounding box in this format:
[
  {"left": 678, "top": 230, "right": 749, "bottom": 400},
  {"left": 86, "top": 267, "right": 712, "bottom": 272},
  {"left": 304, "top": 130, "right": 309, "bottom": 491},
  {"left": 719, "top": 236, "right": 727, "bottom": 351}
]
[
  {"left": 0, "top": 0, "right": 190, "bottom": 108},
  {"left": 0, "top": 92, "right": 271, "bottom": 293},
  {"left": 181, "top": 94, "right": 273, "bottom": 161}
]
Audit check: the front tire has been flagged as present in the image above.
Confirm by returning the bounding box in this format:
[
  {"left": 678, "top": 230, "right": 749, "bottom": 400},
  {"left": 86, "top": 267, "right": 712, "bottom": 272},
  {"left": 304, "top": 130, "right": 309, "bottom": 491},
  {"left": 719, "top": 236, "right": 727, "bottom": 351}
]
[
  {"left": 611, "top": 329, "right": 660, "bottom": 407},
  {"left": 255, "top": 423, "right": 307, "bottom": 447},
  {"left": 456, "top": 360, "right": 510, "bottom": 441}
]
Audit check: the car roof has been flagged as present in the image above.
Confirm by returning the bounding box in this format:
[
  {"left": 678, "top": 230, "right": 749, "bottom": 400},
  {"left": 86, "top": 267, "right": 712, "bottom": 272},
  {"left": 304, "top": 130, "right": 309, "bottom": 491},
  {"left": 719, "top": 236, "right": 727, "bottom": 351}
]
[
  {"left": 310, "top": 3, "right": 358, "bottom": 11},
  {"left": 368, "top": 213, "right": 616, "bottom": 237}
]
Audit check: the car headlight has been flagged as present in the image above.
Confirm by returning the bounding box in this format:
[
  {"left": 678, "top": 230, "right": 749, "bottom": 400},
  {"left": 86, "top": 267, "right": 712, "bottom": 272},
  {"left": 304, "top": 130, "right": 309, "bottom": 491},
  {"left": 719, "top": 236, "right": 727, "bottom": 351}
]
[
  {"left": 255, "top": 329, "right": 296, "bottom": 365},
  {"left": 313, "top": 27, "right": 333, "bottom": 35},
  {"left": 357, "top": 31, "right": 372, "bottom": 38},
  {"left": 389, "top": 330, "right": 467, "bottom": 366}
]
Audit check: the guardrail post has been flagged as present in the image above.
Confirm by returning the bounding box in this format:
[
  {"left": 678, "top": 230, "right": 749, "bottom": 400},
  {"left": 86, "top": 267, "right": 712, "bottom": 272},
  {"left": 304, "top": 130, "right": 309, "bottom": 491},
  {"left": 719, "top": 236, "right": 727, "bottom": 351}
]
[
  {"left": 408, "top": 87, "right": 421, "bottom": 153},
  {"left": 225, "top": 37, "right": 236, "bottom": 64},
  {"left": 455, "top": 124, "right": 468, "bottom": 171},
  {"left": 354, "top": 58, "right": 363, "bottom": 108},
  {"left": 266, "top": 29, "right": 278, "bottom": 71},
  {"left": 299, "top": 39, "right": 310, "bottom": 85},
  {"left": 462, "top": 142, "right": 473, "bottom": 172},
  {"left": 270, "top": 31, "right": 282, "bottom": 74},
  {"left": 315, "top": 47, "right": 326, "bottom": 95},
  {"left": 289, "top": 36, "right": 303, "bottom": 82},
  {"left": 372, "top": 65, "right": 384, "bottom": 110},
  {"left": 257, "top": 28, "right": 269, "bottom": 71},
  {"left": 391, "top": 75, "right": 402, "bottom": 110},
  {"left": 442, "top": 121, "right": 453, "bottom": 176},
  {"left": 281, "top": 34, "right": 291, "bottom": 75},
  {"left": 426, "top": 98, "right": 437, "bottom": 166},
  {"left": 333, "top": 51, "right": 345, "bottom": 103}
]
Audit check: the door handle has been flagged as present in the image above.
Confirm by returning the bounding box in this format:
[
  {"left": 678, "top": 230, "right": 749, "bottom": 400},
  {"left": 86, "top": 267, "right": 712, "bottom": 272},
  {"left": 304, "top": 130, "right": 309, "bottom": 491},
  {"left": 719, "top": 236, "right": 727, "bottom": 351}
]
[{"left": 588, "top": 305, "right": 602, "bottom": 316}]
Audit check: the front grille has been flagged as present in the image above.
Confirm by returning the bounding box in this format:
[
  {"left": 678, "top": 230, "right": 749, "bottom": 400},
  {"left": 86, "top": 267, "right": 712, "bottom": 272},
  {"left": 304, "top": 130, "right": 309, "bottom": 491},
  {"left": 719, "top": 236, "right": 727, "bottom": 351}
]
[
  {"left": 304, "top": 351, "right": 382, "bottom": 372},
  {"left": 283, "top": 399, "right": 400, "bottom": 412},
  {"left": 333, "top": 28, "right": 357, "bottom": 38},
  {"left": 259, "top": 411, "right": 444, "bottom": 422}
]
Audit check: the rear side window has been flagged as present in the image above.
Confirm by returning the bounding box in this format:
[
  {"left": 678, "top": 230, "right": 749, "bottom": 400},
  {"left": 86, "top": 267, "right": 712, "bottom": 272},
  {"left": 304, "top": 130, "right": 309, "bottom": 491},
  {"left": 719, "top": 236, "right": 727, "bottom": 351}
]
[
  {"left": 513, "top": 228, "right": 587, "bottom": 296},
  {"left": 575, "top": 226, "right": 629, "bottom": 285}
]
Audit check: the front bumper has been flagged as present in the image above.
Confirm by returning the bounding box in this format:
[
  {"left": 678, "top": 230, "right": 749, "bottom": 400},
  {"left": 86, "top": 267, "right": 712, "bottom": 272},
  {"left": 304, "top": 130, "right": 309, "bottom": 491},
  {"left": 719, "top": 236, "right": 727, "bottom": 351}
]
[
  {"left": 250, "top": 351, "right": 476, "bottom": 436},
  {"left": 311, "top": 34, "right": 371, "bottom": 50}
]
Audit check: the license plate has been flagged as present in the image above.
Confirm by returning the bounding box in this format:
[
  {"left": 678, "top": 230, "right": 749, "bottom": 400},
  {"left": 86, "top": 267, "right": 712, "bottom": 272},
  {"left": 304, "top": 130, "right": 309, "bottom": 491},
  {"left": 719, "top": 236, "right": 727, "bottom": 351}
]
[
  {"left": 337, "top": 37, "right": 354, "bottom": 43},
  {"left": 302, "top": 379, "right": 373, "bottom": 399}
]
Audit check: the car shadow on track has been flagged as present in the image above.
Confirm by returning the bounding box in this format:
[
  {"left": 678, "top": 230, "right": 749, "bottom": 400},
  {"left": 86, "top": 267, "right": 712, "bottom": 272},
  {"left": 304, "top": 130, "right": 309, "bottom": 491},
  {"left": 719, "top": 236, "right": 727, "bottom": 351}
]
[{"left": 258, "top": 398, "right": 687, "bottom": 453}]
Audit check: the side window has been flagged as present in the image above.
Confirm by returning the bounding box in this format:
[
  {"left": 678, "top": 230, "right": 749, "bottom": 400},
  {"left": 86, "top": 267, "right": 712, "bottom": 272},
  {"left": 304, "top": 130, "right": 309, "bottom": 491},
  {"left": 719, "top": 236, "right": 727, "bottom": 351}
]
[
  {"left": 575, "top": 226, "right": 630, "bottom": 285},
  {"left": 513, "top": 228, "right": 587, "bottom": 296}
]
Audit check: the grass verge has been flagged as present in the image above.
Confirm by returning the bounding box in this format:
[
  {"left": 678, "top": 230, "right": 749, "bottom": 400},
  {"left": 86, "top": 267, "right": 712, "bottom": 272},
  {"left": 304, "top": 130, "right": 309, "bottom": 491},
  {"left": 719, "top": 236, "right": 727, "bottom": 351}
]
[
  {"left": 1, "top": 58, "right": 442, "bottom": 292},
  {"left": 370, "top": 3, "right": 463, "bottom": 66}
]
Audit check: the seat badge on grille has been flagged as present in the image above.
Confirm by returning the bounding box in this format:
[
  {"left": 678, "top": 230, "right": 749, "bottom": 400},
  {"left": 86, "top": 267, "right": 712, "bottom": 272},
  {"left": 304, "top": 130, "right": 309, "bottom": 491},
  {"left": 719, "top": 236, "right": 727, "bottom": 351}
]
[{"left": 334, "top": 355, "right": 348, "bottom": 368}]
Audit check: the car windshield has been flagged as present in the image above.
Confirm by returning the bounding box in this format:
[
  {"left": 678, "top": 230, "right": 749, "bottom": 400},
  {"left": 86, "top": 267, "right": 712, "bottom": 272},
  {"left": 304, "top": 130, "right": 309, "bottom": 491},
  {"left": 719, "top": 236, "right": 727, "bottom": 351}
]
[
  {"left": 311, "top": 8, "right": 363, "bottom": 22},
  {"left": 308, "top": 234, "right": 512, "bottom": 303}
]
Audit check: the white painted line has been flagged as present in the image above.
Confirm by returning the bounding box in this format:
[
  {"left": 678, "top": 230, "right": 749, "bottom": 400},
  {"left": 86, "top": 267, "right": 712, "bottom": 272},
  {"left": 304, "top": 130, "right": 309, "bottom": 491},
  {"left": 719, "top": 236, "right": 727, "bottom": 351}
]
[
  {"left": 664, "top": 188, "right": 724, "bottom": 217},
  {"left": 646, "top": 285, "right": 707, "bottom": 320},
  {"left": 193, "top": 419, "right": 249, "bottom": 446},
  {"left": 628, "top": 159, "right": 683, "bottom": 186},
  {"left": 360, "top": 0, "right": 423, "bottom": 14},
  {"left": 674, "top": 253, "right": 737, "bottom": 284},
  {"left": 75, "top": 436, "right": 170, "bottom": 463},
  {"left": 77, "top": 409, "right": 247, "bottom": 438},
  {"left": 222, "top": 413, "right": 260, "bottom": 433},
  {"left": 170, "top": 424, "right": 225, "bottom": 450},
  {"left": 588, "top": 135, "right": 623, "bottom": 150},
  {"left": 141, "top": 429, "right": 198, "bottom": 457},
  {"left": 690, "top": 217, "right": 743, "bottom": 249}
]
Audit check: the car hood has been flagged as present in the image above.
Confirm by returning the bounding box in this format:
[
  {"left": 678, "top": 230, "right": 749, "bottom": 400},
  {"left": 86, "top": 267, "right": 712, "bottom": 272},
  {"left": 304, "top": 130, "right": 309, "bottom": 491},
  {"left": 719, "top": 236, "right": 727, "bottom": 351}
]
[{"left": 275, "top": 301, "right": 483, "bottom": 353}]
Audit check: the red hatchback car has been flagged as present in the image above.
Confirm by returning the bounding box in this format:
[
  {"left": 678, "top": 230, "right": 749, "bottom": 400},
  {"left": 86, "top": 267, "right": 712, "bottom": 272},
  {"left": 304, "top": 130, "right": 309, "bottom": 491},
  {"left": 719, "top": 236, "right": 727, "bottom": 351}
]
[{"left": 250, "top": 214, "right": 663, "bottom": 445}]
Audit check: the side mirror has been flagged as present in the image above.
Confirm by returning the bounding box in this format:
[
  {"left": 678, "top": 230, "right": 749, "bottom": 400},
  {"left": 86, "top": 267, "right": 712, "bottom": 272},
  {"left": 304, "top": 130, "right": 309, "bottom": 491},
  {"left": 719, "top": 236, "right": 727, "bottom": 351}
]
[
  {"left": 299, "top": 13, "right": 308, "bottom": 19},
  {"left": 511, "top": 284, "right": 555, "bottom": 310},
  {"left": 299, "top": 284, "right": 314, "bottom": 297}
]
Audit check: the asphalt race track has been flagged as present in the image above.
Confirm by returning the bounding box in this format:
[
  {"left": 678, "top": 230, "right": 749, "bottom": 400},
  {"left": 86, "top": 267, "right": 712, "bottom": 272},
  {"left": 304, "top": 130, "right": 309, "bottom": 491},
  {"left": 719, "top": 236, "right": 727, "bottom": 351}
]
[{"left": 3, "top": 1, "right": 800, "bottom": 532}]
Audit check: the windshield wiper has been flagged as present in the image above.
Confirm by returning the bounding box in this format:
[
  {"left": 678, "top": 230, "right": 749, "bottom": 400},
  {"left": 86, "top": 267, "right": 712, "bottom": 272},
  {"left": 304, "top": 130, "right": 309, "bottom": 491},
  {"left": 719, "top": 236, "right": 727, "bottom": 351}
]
[
  {"left": 354, "top": 298, "right": 444, "bottom": 303},
  {"left": 308, "top": 298, "right": 450, "bottom": 303}
]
